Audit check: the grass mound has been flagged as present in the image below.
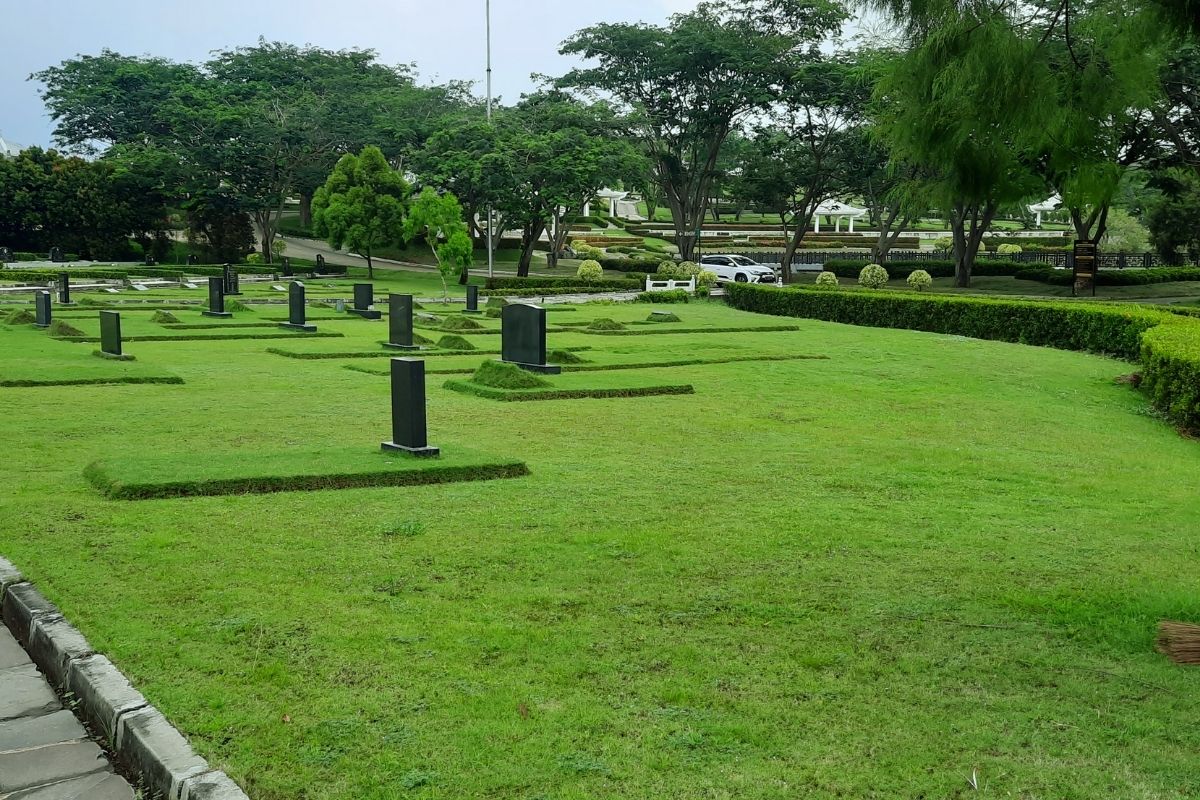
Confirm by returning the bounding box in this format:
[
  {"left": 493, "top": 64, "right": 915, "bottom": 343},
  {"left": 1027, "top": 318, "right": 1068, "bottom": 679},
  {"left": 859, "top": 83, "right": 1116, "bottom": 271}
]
[
  {"left": 412, "top": 332, "right": 433, "bottom": 346},
  {"left": 437, "top": 334, "right": 476, "bottom": 351},
  {"left": 547, "top": 348, "right": 586, "bottom": 364},
  {"left": 485, "top": 307, "right": 502, "bottom": 318},
  {"left": 4, "top": 309, "right": 36, "bottom": 325},
  {"left": 486, "top": 296, "right": 509, "bottom": 308},
  {"left": 472, "top": 360, "right": 551, "bottom": 389},
  {"left": 647, "top": 311, "right": 681, "bottom": 323},
  {"left": 226, "top": 298, "right": 251, "bottom": 312},
  {"left": 151, "top": 310, "right": 180, "bottom": 324},
  {"left": 78, "top": 296, "right": 108, "bottom": 306},
  {"left": 588, "top": 317, "right": 626, "bottom": 331},
  {"left": 48, "top": 319, "right": 84, "bottom": 337},
  {"left": 441, "top": 315, "right": 485, "bottom": 331}
]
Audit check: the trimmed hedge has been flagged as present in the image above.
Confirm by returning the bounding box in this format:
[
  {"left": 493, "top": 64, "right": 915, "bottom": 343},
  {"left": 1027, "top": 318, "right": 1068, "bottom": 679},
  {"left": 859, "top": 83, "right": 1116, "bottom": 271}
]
[
  {"left": 821, "top": 259, "right": 1028, "bottom": 280},
  {"left": 484, "top": 276, "right": 640, "bottom": 291},
  {"left": 599, "top": 256, "right": 664, "bottom": 273},
  {"left": 580, "top": 324, "right": 801, "bottom": 336},
  {"left": 723, "top": 282, "right": 1200, "bottom": 430},
  {"left": 635, "top": 289, "right": 690, "bottom": 303},
  {"left": 444, "top": 380, "right": 696, "bottom": 402},
  {"left": 58, "top": 332, "right": 344, "bottom": 343},
  {"left": 1015, "top": 267, "right": 1200, "bottom": 286},
  {"left": 480, "top": 286, "right": 634, "bottom": 298},
  {"left": 0, "top": 375, "right": 184, "bottom": 388}
]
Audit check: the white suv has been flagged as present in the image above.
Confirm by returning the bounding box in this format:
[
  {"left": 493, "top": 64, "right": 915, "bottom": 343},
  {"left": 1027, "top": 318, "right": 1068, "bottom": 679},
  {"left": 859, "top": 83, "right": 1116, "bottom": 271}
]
[{"left": 699, "top": 254, "right": 778, "bottom": 284}]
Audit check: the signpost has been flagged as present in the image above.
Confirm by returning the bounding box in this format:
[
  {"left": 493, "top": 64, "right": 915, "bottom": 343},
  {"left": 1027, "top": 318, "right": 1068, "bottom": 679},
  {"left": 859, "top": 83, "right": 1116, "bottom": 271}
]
[{"left": 1073, "top": 241, "right": 1097, "bottom": 297}]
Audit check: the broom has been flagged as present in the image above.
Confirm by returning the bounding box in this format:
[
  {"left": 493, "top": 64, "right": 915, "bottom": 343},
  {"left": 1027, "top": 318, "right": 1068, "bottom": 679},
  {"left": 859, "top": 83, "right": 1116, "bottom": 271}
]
[{"left": 1157, "top": 621, "right": 1200, "bottom": 664}]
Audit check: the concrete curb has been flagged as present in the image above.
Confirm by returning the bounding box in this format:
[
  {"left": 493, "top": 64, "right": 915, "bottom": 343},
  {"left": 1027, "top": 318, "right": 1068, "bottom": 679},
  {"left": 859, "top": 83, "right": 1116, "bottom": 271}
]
[{"left": 0, "top": 556, "right": 249, "bottom": 800}]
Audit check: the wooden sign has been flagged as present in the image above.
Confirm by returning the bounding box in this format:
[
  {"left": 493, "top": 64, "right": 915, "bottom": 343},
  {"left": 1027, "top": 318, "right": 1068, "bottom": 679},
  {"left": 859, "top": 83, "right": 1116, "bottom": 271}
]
[{"left": 1073, "top": 241, "right": 1097, "bottom": 297}]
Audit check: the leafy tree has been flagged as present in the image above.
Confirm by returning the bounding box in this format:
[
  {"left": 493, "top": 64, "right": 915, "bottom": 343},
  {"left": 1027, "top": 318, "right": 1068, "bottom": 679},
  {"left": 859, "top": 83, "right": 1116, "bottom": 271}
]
[
  {"left": 312, "top": 146, "right": 409, "bottom": 278},
  {"left": 558, "top": 0, "right": 846, "bottom": 260},
  {"left": 1145, "top": 169, "right": 1200, "bottom": 261},
  {"left": 405, "top": 187, "right": 471, "bottom": 300}
]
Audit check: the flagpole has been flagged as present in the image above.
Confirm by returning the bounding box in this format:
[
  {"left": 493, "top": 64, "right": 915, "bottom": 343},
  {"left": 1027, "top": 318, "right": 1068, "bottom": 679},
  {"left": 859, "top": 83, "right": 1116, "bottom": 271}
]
[{"left": 485, "top": 0, "right": 494, "bottom": 279}]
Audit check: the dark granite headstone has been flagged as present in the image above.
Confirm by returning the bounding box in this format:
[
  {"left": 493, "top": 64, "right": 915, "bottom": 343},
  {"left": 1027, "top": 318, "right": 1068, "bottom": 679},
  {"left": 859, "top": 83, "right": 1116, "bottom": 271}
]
[
  {"left": 34, "top": 291, "right": 51, "bottom": 328},
  {"left": 144, "top": 255, "right": 156, "bottom": 266},
  {"left": 385, "top": 294, "right": 420, "bottom": 350},
  {"left": 347, "top": 283, "right": 381, "bottom": 319},
  {"left": 202, "top": 276, "right": 232, "bottom": 318},
  {"left": 500, "top": 303, "right": 560, "bottom": 374},
  {"left": 281, "top": 257, "right": 293, "bottom": 277},
  {"left": 464, "top": 284, "right": 481, "bottom": 313},
  {"left": 49, "top": 246, "right": 64, "bottom": 263},
  {"left": 279, "top": 281, "right": 316, "bottom": 331},
  {"left": 315, "top": 253, "right": 325, "bottom": 271},
  {"left": 223, "top": 264, "right": 241, "bottom": 295},
  {"left": 381, "top": 358, "right": 439, "bottom": 456},
  {"left": 0, "top": 247, "right": 13, "bottom": 263},
  {"left": 99, "top": 311, "right": 123, "bottom": 356},
  {"left": 57, "top": 272, "right": 72, "bottom": 305},
  {"left": 187, "top": 254, "right": 199, "bottom": 266}
]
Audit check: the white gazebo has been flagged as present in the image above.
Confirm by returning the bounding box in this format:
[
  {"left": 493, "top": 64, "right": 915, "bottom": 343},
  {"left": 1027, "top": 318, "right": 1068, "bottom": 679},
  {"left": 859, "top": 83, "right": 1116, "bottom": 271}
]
[
  {"left": 813, "top": 200, "right": 868, "bottom": 233},
  {"left": 1029, "top": 195, "right": 1062, "bottom": 228},
  {"left": 596, "top": 187, "right": 628, "bottom": 217}
]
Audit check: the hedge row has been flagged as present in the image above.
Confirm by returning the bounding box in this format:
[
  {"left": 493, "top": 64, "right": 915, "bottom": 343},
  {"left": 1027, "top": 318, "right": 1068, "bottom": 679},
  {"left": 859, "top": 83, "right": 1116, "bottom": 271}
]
[
  {"left": 443, "top": 380, "right": 696, "bottom": 402},
  {"left": 820, "top": 259, "right": 1028, "bottom": 279},
  {"left": 0, "top": 375, "right": 185, "bottom": 388},
  {"left": 484, "top": 276, "right": 640, "bottom": 291},
  {"left": 479, "top": 286, "right": 635, "bottom": 297},
  {"left": 723, "top": 282, "right": 1200, "bottom": 430},
  {"left": 58, "top": 332, "right": 344, "bottom": 343},
  {"left": 1015, "top": 267, "right": 1200, "bottom": 286}
]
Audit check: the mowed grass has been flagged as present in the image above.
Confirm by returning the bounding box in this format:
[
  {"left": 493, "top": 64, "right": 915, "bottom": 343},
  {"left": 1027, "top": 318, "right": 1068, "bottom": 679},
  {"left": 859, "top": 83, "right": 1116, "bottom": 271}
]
[{"left": 1, "top": 296, "right": 1199, "bottom": 798}]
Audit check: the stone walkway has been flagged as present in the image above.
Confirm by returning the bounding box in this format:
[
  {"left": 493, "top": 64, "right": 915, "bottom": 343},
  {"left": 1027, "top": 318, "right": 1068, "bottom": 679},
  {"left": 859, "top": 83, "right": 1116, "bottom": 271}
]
[{"left": 0, "top": 627, "right": 134, "bottom": 799}]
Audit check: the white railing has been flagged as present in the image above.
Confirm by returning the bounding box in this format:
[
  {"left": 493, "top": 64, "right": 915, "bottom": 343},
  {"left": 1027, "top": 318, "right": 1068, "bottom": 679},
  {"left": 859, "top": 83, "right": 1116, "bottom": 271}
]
[{"left": 644, "top": 277, "right": 695, "bottom": 293}]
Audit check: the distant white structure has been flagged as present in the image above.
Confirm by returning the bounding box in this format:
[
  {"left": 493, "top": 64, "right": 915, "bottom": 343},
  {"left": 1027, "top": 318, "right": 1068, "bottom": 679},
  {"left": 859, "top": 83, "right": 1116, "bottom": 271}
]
[
  {"left": 1029, "top": 195, "right": 1062, "bottom": 227},
  {"left": 813, "top": 200, "right": 868, "bottom": 233},
  {"left": 596, "top": 187, "right": 628, "bottom": 217},
  {"left": 0, "top": 133, "right": 22, "bottom": 158}
]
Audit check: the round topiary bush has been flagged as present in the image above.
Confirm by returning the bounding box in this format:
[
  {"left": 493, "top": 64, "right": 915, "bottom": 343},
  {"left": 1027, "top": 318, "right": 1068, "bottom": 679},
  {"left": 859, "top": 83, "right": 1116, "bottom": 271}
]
[
  {"left": 696, "top": 269, "right": 718, "bottom": 294},
  {"left": 436, "top": 334, "right": 476, "bottom": 351},
  {"left": 677, "top": 261, "right": 699, "bottom": 277},
  {"left": 814, "top": 271, "right": 839, "bottom": 288},
  {"left": 657, "top": 259, "right": 682, "bottom": 278},
  {"left": 906, "top": 269, "right": 933, "bottom": 292},
  {"left": 859, "top": 264, "right": 890, "bottom": 289},
  {"left": 576, "top": 260, "right": 603, "bottom": 281},
  {"left": 932, "top": 237, "right": 953, "bottom": 252},
  {"left": 996, "top": 243, "right": 1023, "bottom": 255}
]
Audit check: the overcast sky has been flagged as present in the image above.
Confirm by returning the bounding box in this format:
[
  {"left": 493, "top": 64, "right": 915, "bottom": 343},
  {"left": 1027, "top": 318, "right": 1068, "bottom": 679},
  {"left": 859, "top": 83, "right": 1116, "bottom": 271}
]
[{"left": 1, "top": 0, "right": 713, "bottom": 149}]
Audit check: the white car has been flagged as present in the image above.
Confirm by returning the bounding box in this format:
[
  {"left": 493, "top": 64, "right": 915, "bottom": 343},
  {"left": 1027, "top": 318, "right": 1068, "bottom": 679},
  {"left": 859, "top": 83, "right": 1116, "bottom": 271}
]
[{"left": 699, "top": 254, "right": 779, "bottom": 284}]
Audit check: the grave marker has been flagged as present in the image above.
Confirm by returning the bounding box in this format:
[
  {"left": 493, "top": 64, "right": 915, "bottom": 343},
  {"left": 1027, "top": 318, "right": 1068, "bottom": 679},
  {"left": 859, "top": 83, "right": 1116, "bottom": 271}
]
[
  {"left": 187, "top": 254, "right": 199, "bottom": 266},
  {"left": 98, "top": 311, "right": 129, "bottom": 358},
  {"left": 49, "top": 246, "right": 64, "bottom": 263},
  {"left": 500, "top": 303, "right": 561, "bottom": 374},
  {"left": 223, "top": 264, "right": 241, "bottom": 295},
  {"left": 381, "top": 358, "right": 439, "bottom": 457},
  {"left": 347, "top": 283, "right": 382, "bottom": 319},
  {"left": 57, "top": 272, "right": 73, "bottom": 305},
  {"left": 464, "top": 284, "right": 481, "bottom": 313},
  {"left": 385, "top": 294, "right": 420, "bottom": 350},
  {"left": 202, "top": 276, "right": 233, "bottom": 318},
  {"left": 278, "top": 281, "right": 316, "bottom": 331},
  {"left": 315, "top": 253, "right": 325, "bottom": 271},
  {"left": 0, "top": 246, "right": 13, "bottom": 263},
  {"left": 34, "top": 291, "right": 51, "bottom": 328},
  {"left": 281, "top": 257, "right": 293, "bottom": 277}
]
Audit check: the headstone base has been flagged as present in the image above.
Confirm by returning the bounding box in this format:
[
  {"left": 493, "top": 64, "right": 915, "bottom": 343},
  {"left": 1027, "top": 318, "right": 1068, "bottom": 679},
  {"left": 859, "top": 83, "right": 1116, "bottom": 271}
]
[
  {"left": 347, "top": 308, "right": 382, "bottom": 320},
  {"left": 201, "top": 311, "right": 233, "bottom": 318},
  {"left": 278, "top": 322, "right": 317, "bottom": 332},
  {"left": 500, "top": 359, "right": 562, "bottom": 375},
  {"left": 383, "top": 342, "right": 423, "bottom": 350},
  {"left": 58, "top": 302, "right": 76, "bottom": 307},
  {"left": 34, "top": 323, "right": 50, "bottom": 329},
  {"left": 381, "top": 442, "right": 440, "bottom": 457},
  {"left": 92, "top": 350, "right": 135, "bottom": 361}
]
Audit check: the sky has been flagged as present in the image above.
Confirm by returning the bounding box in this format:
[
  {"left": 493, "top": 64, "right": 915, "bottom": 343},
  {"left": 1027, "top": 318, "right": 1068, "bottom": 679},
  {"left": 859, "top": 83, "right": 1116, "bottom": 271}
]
[{"left": 0, "top": 0, "right": 710, "bottom": 150}]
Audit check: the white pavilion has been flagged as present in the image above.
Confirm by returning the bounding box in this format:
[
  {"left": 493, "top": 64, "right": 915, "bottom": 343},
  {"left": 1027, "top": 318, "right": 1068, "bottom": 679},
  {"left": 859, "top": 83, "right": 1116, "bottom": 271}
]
[{"left": 812, "top": 199, "right": 868, "bottom": 233}]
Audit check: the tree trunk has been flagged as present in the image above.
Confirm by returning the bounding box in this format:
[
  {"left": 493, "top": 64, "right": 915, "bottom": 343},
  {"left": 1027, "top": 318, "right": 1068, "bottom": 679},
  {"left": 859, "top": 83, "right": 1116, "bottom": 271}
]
[
  {"left": 1071, "top": 204, "right": 1111, "bottom": 244},
  {"left": 950, "top": 201, "right": 997, "bottom": 288},
  {"left": 365, "top": 247, "right": 374, "bottom": 280},
  {"left": 950, "top": 205, "right": 969, "bottom": 287},
  {"left": 299, "top": 193, "right": 312, "bottom": 229},
  {"left": 517, "top": 220, "right": 545, "bottom": 278}
]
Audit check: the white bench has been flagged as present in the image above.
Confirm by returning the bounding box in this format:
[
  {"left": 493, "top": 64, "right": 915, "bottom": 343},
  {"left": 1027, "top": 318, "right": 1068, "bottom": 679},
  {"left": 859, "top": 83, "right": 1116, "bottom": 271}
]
[{"left": 644, "top": 277, "right": 695, "bottom": 293}]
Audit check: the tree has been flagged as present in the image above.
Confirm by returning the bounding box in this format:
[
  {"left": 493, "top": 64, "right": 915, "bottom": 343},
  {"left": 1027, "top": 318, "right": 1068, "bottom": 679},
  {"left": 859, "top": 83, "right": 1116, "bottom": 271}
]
[
  {"left": 312, "top": 146, "right": 409, "bottom": 278},
  {"left": 1146, "top": 169, "right": 1200, "bottom": 261},
  {"left": 840, "top": 131, "right": 929, "bottom": 263},
  {"left": 405, "top": 187, "right": 471, "bottom": 301},
  {"left": 558, "top": 0, "right": 846, "bottom": 260}
]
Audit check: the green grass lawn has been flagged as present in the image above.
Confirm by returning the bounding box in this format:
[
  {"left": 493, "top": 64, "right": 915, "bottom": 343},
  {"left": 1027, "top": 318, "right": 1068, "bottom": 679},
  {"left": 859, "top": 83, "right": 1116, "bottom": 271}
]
[{"left": 2, "top": 290, "right": 1199, "bottom": 799}]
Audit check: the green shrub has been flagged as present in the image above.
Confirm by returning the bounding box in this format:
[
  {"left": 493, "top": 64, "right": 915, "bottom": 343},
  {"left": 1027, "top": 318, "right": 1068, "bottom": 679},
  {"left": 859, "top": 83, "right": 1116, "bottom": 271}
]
[
  {"left": 696, "top": 270, "right": 718, "bottom": 294},
  {"left": 577, "top": 260, "right": 603, "bottom": 281},
  {"left": 1016, "top": 266, "right": 1200, "bottom": 287},
  {"left": 996, "top": 243, "right": 1023, "bottom": 255},
  {"left": 587, "top": 318, "right": 625, "bottom": 331},
  {"left": 823, "top": 259, "right": 1026, "bottom": 280},
  {"left": 859, "top": 265, "right": 890, "bottom": 289},
  {"left": 47, "top": 319, "right": 84, "bottom": 337},
  {"left": 906, "top": 269, "right": 933, "bottom": 291},
  {"left": 815, "top": 271, "right": 839, "bottom": 287},
  {"left": 486, "top": 296, "right": 509, "bottom": 308},
  {"left": 646, "top": 311, "right": 681, "bottom": 322},
  {"left": 484, "top": 276, "right": 638, "bottom": 291},
  {"left": 635, "top": 289, "right": 690, "bottom": 303},
  {"left": 1140, "top": 320, "right": 1200, "bottom": 430},
  {"left": 246, "top": 253, "right": 264, "bottom": 264},
  {"left": 932, "top": 237, "right": 953, "bottom": 252},
  {"left": 441, "top": 315, "right": 484, "bottom": 331},
  {"left": 471, "top": 359, "right": 551, "bottom": 389},
  {"left": 225, "top": 299, "right": 250, "bottom": 312},
  {"left": 656, "top": 259, "right": 684, "bottom": 278},
  {"left": 598, "top": 256, "right": 664, "bottom": 273},
  {"left": 151, "top": 311, "right": 180, "bottom": 324},
  {"left": 436, "top": 334, "right": 476, "bottom": 351}
]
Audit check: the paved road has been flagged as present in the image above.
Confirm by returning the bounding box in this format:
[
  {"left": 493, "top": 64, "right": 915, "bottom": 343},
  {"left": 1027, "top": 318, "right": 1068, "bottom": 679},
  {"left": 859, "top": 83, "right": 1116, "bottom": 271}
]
[{"left": 0, "top": 627, "right": 134, "bottom": 799}]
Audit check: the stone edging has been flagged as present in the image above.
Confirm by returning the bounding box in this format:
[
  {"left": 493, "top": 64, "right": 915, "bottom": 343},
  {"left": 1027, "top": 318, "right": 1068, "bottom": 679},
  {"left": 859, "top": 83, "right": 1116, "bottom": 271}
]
[{"left": 0, "top": 556, "right": 248, "bottom": 800}]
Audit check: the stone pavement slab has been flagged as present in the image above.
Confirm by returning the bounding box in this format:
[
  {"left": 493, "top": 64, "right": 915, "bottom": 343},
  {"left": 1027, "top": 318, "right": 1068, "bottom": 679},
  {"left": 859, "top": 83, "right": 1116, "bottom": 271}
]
[
  {"left": 7, "top": 772, "right": 136, "bottom": 800},
  {"left": 0, "top": 740, "right": 110, "bottom": 792},
  {"left": 0, "top": 709, "right": 86, "bottom": 752},
  {"left": 0, "top": 625, "right": 29, "bottom": 669},
  {"left": 0, "top": 664, "right": 61, "bottom": 721}
]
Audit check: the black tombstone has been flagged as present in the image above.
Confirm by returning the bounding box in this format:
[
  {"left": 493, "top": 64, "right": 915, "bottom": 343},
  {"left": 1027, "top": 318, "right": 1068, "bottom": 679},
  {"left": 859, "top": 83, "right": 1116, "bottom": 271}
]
[
  {"left": 464, "top": 284, "right": 481, "bottom": 313},
  {"left": 281, "top": 257, "right": 293, "bottom": 277},
  {"left": 279, "top": 281, "right": 316, "bottom": 331},
  {"left": 500, "top": 303, "right": 560, "bottom": 374},
  {"left": 203, "top": 276, "right": 233, "bottom": 318},
  {"left": 384, "top": 294, "right": 420, "bottom": 350},
  {"left": 34, "top": 291, "right": 51, "bottom": 329},
  {"left": 347, "top": 283, "right": 381, "bottom": 319},
  {"left": 98, "top": 311, "right": 127, "bottom": 358},
  {"left": 315, "top": 253, "right": 325, "bottom": 271},
  {"left": 187, "top": 254, "right": 199, "bottom": 266},
  {"left": 223, "top": 264, "right": 241, "bottom": 295},
  {"left": 381, "top": 358, "right": 439, "bottom": 457},
  {"left": 144, "top": 255, "right": 156, "bottom": 266},
  {"left": 49, "top": 246, "right": 64, "bottom": 263},
  {"left": 57, "top": 272, "right": 73, "bottom": 305},
  {"left": 0, "top": 247, "right": 13, "bottom": 263}
]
